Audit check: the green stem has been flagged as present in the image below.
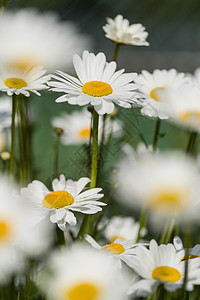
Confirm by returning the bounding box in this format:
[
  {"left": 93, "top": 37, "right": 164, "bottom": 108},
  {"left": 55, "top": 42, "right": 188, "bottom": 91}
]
[
  {"left": 136, "top": 206, "right": 146, "bottom": 242},
  {"left": 53, "top": 128, "right": 62, "bottom": 176},
  {"left": 180, "top": 223, "right": 190, "bottom": 299},
  {"left": 186, "top": 131, "right": 198, "bottom": 155},
  {"left": 153, "top": 118, "right": 161, "bottom": 151},
  {"left": 56, "top": 226, "right": 65, "bottom": 248},
  {"left": 90, "top": 110, "right": 99, "bottom": 189},
  {"left": 1, "top": 0, "right": 6, "bottom": 15},
  {"left": 164, "top": 218, "right": 175, "bottom": 244},
  {"left": 113, "top": 43, "right": 121, "bottom": 61},
  {"left": 9, "top": 94, "right": 17, "bottom": 180}
]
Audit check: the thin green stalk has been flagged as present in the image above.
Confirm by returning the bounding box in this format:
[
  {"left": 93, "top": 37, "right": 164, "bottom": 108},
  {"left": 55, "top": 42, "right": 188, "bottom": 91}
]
[
  {"left": 153, "top": 118, "right": 161, "bottom": 151},
  {"left": 113, "top": 43, "right": 121, "bottom": 61},
  {"left": 56, "top": 226, "right": 65, "bottom": 248},
  {"left": 53, "top": 128, "right": 63, "bottom": 176},
  {"left": 136, "top": 206, "right": 147, "bottom": 242},
  {"left": 164, "top": 217, "right": 175, "bottom": 244},
  {"left": 186, "top": 131, "right": 198, "bottom": 155},
  {"left": 9, "top": 94, "right": 17, "bottom": 179}
]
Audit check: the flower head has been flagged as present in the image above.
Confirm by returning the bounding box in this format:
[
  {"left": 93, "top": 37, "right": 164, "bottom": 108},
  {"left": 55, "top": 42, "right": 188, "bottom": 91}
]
[
  {"left": 128, "top": 240, "right": 200, "bottom": 297},
  {"left": 48, "top": 51, "right": 141, "bottom": 115},
  {"left": 20, "top": 175, "right": 105, "bottom": 231},
  {"left": 0, "top": 65, "right": 49, "bottom": 97},
  {"left": 135, "top": 69, "right": 190, "bottom": 119},
  {"left": 103, "top": 15, "right": 149, "bottom": 46}
]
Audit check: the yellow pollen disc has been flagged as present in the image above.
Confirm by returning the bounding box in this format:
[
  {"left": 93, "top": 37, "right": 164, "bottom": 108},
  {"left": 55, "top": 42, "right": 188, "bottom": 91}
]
[
  {"left": 149, "top": 87, "right": 165, "bottom": 102},
  {"left": 181, "top": 254, "right": 200, "bottom": 262},
  {"left": 4, "top": 78, "right": 27, "bottom": 89},
  {"left": 82, "top": 81, "right": 112, "bottom": 97},
  {"left": 66, "top": 282, "right": 99, "bottom": 300},
  {"left": 150, "top": 190, "right": 184, "bottom": 211},
  {"left": 0, "top": 220, "right": 12, "bottom": 242},
  {"left": 78, "top": 128, "right": 91, "bottom": 138},
  {"left": 111, "top": 235, "right": 125, "bottom": 243},
  {"left": 101, "top": 242, "right": 125, "bottom": 254},
  {"left": 180, "top": 112, "right": 200, "bottom": 123},
  {"left": 42, "top": 190, "right": 74, "bottom": 209},
  {"left": 152, "top": 266, "right": 181, "bottom": 282}
]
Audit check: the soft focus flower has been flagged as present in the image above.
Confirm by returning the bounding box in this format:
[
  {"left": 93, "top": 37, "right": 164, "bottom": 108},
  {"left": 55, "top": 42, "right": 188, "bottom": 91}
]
[
  {"left": 0, "top": 176, "right": 52, "bottom": 283},
  {"left": 135, "top": 69, "right": 190, "bottom": 119},
  {"left": 84, "top": 234, "right": 140, "bottom": 268},
  {"left": 48, "top": 50, "right": 141, "bottom": 115},
  {"left": 174, "top": 236, "right": 200, "bottom": 261},
  {"left": 117, "top": 151, "right": 200, "bottom": 224},
  {"left": 40, "top": 244, "right": 129, "bottom": 300},
  {"left": 128, "top": 240, "right": 200, "bottom": 297},
  {"left": 20, "top": 175, "right": 105, "bottom": 231},
  {"left": 104, "top": 216, "right": 146, "bottom": 243},
  {"left": 162, "top": 84, "right": 200, "bottom": 132},
  {"left": 0, "top": 66, "right": 49, "bottom": 97},
  {"left": 103, "top": 15, "right": 149, "bottom": 46},
  {"left": 52, "top": 108, "right": 122, "bottom": 145},
  {"left": 0, "top": 9, "right": 90, "bottom": 72}
]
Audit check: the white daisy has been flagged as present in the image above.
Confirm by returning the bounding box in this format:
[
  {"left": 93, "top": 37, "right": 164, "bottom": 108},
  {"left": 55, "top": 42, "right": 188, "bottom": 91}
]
[
  {"left": 117, "top": 151, "right": 200, "bottom": 224},
  {"left": 20, "top": 174, "right": 105, "bottom": 231},
  {"left": 135, "top": 69, "right": 190, "bottom": 119},
  {"left": 128, "top": 240, "right": 200, "bottom": 297},
  {"left": 103, "top": 15, "right": 149, "bottom": 46},
  {"left": 84, "top": 234, "right": 141, "bottom": 268},
  {"left": 174, "top": 236, "right": 200, "bottom": 261},
  {"left": 0, "top": 9, "right": 90, "bottom": 71},
  {"left": 104, "top": 216, "right": 146, "bottom": 243},
  {"left": 0, "top": 65, "right": 50, "bottom": 97},
  {"left": 162, "top": 84, "right": 200, "bottom": 132},
  {"left": 48, "top": 50, "right": 141, "bottom": 115},
  {"left": 40, "top": 244, "right": 129, "bottom": 300},
  {"left": 0, "top": 176, "right": 52, "bottom": 284},
  {"left": 52, "top": 108, "right": 122, "bottom": 145}
]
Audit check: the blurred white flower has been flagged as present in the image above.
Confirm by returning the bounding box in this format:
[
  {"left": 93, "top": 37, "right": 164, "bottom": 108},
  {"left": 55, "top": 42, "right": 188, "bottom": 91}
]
[
  {"left": 103, "top": 15, "right": 149, "bottom": 46},
  {"left": 117, "top": 151, "right": 200, "bottom": 224},
  {"left": 84, "top": 234, "right": 141, "bottom": 268},
  {"left": 0, "top": 9, "right": 91, "bottom": 72},
  {"left": 20, "top": 175, "right": 105, "bottom": 231},
  {"left": 48, "top": 50, "right": 141, "bottom": 115},
  {"left": 40, "top": 244, "right": 129, "bottom": 300},
  {"left": 128, "top": 240, "right": 200, "bottom": 297},
  {"left": 52, "top": 108, "right": 122, "bottom": 145},
  {"left": 135, "top": 69, "right": 190, "bottom": 119},
  {"left": 173, "top": 236, "right": 200, "bottom": 261},
  {"left": 162, "top": 84, "right": 200, "bottom": 132},
  {"left": 0, "top": 176, "right": 52, "bottom": 284},
  {"left": 0, "top": 66, "right": 49, "bottom": 97},
  {"left": 104, "top": 216, "right": 146, "bottom": 243}
]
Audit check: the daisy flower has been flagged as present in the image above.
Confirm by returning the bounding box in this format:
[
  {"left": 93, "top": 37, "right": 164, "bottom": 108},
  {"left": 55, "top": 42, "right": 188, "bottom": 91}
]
[
  {"left": 84, "top": 234, "right": 141, "bottom": 268},
  {"left": 162, "top": 84, "right": 200, "bottom": 132},
  {"left": 0, "top": 176, "right": 52, "bottom": 284},
  {"left": 174, "top": 236, "right": 200, "bottom": 261},
  {"left": 128, "top": 240, "right": 200, "bottom": 297},
  {"left": 103, "top": 15, "right": 149, "bottom": 46},
  {"left": 117, "top": 151, "right": 200, "bottom": 225},
  {"left": 48, "top": 50, "right": 141, "bottom": 115},
  {"left": 0, "top": 9, "right": 90, "bottom": 71},
  {"left": 52, "top": 108, "right": 122, "bottom": 145},
  {"left": 40, "top": 245, "right": 129, "bottom": 300},
  {"left": 104, "top": 216, "right": 146, "bottom": 243},
  {"left": 135, "top": 69, "right": 190, "bottom": 119},
  {"left": 0, "top": 65, "right": 50, "bottom": 97},
  {"left": 20, "top": 174, "right": 105, "bottom": 231}
]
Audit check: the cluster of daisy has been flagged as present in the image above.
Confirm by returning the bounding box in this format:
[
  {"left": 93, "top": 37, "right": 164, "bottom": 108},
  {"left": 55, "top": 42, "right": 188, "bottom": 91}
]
[{"left": 1, "top": 4, "right": 200, "bottom": 300}]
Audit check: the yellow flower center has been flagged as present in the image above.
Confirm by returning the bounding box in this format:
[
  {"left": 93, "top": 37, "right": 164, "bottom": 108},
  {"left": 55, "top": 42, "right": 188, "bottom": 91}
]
[
  {"left": 111, "top": 235, "right": 125, "bottom": 243},
  {"left": 152, "top": 266, "right": 181, "bottom": 282},
  {"left": 65, "top": 282, "right": 99, "bottom": 300},
  {"left": 82, "top": 81, "right": 112, "bottom": 97},
  {"left": 0, "top": 220, "right": 12, "bottom": 243},
  {"left": 149, "top": 189, "right": 185, "bottom": 212},
  {"left": 78, "top": 128, "right": 91, "bottom": 139},
  {"left": 101, "top": 243, "right": 125, "bottom": 254},
  {"left": 4, "top": 78, "right": 27, "bottom": 89},
  {"left": 42, "top": 190, "right": 74, "bottom": 209},
  {"left": 181, "top": 254, "right": 200, "bottom": 262},
  {"left": 149, "top": 87, "right": 165, "bottom": 102},
  {"left": 180, "top": 112, "right": 200, "bottom": 124}
]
